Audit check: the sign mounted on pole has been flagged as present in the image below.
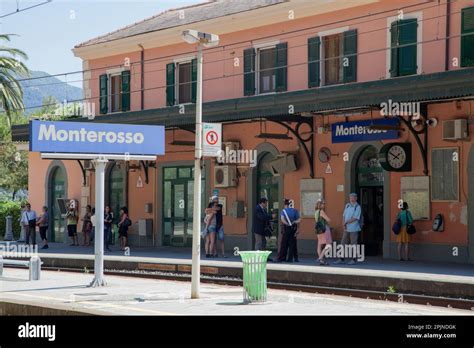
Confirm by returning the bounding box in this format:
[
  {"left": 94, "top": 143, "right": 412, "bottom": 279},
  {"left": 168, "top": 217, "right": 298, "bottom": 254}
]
[
  {"left": 202, "top": 122, "right": 222, "bottom": 157},
  {"left": 32, "top": 120, "right": 164, "bottom": 288},
  {"left": 30, "top": 120, "right": 165, "bottom": 155}
]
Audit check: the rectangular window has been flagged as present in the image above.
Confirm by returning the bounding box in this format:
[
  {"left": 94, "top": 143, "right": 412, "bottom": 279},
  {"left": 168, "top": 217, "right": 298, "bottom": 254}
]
[
  {"left": 461, "top": 6, "right": 474, "bottom": 67},
  {"left": 323, "top": 34, "right": 344, "bottom": 85},
  {"left": 110, "top": 74, "right": 122, "bottom": 113},
  {"left": 431, "top": 148, "right": 459, "bottom": 201},
  {"left": 177, "top": 62, "right": 192, "bottom": 104},
  {"left": 258, "top": 47, "right": 277, "bottom": 94},
  {"left": 166, "top": 59, "right": 196, "bottom": 105}
]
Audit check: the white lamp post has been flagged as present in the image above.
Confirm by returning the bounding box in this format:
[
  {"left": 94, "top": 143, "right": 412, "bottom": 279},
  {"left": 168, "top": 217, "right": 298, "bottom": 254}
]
[{"left": 182, "top": 30, "right": 219, "bottom": 299}]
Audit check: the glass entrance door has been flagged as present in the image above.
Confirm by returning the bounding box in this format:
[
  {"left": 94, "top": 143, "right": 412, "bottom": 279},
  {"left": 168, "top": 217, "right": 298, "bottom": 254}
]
[
  {"left": 257, "top": 153, "right": 280, "bottom": 250},
  {"left": 163, "top": 166, "right": 205, "bottom": 247}
]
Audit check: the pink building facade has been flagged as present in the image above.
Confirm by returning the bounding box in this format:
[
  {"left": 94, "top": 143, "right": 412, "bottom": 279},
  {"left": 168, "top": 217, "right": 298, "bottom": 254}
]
[{"left": 14, "top": 0, "right": 474, "bottom": 263}]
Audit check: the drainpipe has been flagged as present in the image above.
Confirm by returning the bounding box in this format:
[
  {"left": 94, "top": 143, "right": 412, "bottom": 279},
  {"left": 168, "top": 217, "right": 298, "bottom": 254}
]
[
  {"left": 445, "top": 0, "right": 451, "bottom": 71},
  {"left": 138, "top": 44, "right": 145, "bottom": 110}
]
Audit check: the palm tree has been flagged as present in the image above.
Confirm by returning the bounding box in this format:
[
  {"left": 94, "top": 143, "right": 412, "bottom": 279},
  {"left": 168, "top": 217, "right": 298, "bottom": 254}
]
[{"left": 0, "top": 34, "right": 29, "bottom": 129}]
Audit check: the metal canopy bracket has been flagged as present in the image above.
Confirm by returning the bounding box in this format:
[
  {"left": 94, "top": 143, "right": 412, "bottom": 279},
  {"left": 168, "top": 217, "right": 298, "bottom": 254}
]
[
  {"left": 397, "top": 103, "right": 429, "bottom": 175},
  {"left": 269, "top": 117, "right": 315, "bottom": 178}
]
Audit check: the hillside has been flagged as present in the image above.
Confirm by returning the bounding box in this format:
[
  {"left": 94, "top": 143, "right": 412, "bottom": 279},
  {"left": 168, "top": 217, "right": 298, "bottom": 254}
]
[{"left": 20, "top": 71, "right": 83, "bottom": 114}]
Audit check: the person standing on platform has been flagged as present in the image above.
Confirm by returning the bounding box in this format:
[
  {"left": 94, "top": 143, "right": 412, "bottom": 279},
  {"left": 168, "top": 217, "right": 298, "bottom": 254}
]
[
  {"left": 90, "top": 207, "right": 96, "bottom": 244},
  {"left": 314, "top": 199, "right": 332, "bottom": 265},
  {"left": 66, "top": 202, "right": 79, "bottom": 246},
  {"left": 81, "top": 205, "right": 92, "bottom": 246},
  {"left": 253, "top": 198, "right": 273, "bottom": 252},
  {"left": 335, "top": 193, "right": 362, "bottom": 265},
  {"left": 18, "top": 203, "right": 26, "bottom": 243},
  {"left": 104, "top": 206, "right": 113, "bottom": 252},
  {"left": 21, "top": 203, "right": 37, "bottom": 246},
  {"left": 278, "top": 199, "right": 301, "bottom": 263},
  {"left": 117, "top": 207, "right": 130, "bottom": 251},
  {"left": 36, "top": 206, "right": 49, "bottom": 250},
  {"left": 397, "top": 202, "right": 414, "bottom": 261}
]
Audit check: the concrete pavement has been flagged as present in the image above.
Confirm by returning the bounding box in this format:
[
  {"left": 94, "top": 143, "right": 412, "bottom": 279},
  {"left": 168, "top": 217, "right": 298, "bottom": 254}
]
[{"left": 1, "top": 268, "right": 473, "bottom": 316}]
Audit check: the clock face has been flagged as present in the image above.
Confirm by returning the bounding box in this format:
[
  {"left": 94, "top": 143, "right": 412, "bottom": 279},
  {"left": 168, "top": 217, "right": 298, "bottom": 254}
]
[{"left": 387, "top": 145, "right": 407, "bottom": 169}]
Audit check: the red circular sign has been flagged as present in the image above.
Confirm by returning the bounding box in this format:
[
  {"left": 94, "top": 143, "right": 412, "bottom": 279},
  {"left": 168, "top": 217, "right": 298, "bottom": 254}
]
[{"left": 206, "top": 131, "right": 218, "bottom": 145}]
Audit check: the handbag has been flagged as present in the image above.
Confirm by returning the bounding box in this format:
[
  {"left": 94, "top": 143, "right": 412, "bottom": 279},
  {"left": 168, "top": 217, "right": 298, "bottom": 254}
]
[
  {"left": 314, "top": 210, "right": 326, "bottom": 235},
  {"left": 392, "top": 218, "right": 401, "bottom": 235},
  {"left": 405, "top": 210, "right": 416, "bottom": 235},
  {"left": 407, "top": 224, "right": 416, "bottom": 235}
]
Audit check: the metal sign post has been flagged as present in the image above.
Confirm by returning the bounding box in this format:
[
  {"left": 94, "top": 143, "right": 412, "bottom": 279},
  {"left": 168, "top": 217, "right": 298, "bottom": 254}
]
[
  {"left": 91, "top": 157, "right": 107, "bottom": 287},
  {"left": 31, "top": 119, "right": 165, "bottom": 288}
]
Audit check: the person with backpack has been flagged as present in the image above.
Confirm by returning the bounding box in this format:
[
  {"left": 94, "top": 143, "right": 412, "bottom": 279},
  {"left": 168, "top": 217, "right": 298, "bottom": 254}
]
[
  {"left": 396, "top": 202, "right": 414, "bottom": 261},
  {"left": 65, "top": 201, "right": 79, "bottom": 246},
  {"left": 277, "top": 199, "right": 301, "bottom": 263},
  {"left": 117, "top": 206, "right": 131, "bottom": 251},
  {"left": 314, "top": 198, "right": 333, "bottom": 265},
  {"left": 334, "top": 193, "right": 362, "bottom": 265}
]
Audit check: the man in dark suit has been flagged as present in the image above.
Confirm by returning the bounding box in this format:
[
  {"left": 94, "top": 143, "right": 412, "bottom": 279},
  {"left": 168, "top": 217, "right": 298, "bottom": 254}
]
[{"left": 253, "top": 197, "right": 272, "bottom": 251}]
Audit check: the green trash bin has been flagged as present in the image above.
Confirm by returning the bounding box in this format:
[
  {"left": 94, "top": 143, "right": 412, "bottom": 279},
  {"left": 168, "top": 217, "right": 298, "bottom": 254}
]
[{"left": 239, "top": 250, "right": 272, "bottom": 303}]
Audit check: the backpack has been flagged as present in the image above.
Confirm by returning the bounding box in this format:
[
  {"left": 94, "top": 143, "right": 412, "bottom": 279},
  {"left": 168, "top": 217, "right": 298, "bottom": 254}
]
[{"left": 123, "top": 217, "right": 132, "bottom": 228}]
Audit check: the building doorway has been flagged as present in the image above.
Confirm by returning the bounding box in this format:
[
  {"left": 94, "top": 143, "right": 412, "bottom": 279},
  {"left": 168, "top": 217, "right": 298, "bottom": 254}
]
[
  {"left": 256, "top": 152, "right": 280, "bottom": 250},
  {"left": 162, "top": 166, "right": 205, "bottom": 247},
  {"left": 49, "top": 166, "right": 66, "bottom": 242},
  {"left": 355, "top": 145, "right": 384, "bottom": 256},
  {"left": 108, "top": 162, "right": 125, "bottom": 225}
]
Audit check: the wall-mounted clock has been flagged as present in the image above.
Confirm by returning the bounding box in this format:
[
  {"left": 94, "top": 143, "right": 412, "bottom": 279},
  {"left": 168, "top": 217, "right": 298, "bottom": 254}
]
[{"left": 379, "top": 143, "right": 412, "bottom": 172}]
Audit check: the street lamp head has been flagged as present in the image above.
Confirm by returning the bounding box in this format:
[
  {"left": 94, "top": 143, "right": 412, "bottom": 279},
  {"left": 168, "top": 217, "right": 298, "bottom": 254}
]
[{"left": 182, "top": 29, "right": 219, "bottom": 47}]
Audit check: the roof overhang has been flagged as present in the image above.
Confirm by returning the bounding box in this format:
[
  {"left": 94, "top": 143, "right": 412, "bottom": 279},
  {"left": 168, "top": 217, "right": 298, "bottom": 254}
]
[
  {"left": 72, "top": 0, "right": 380, "bottom": 60},
  {"left": 13, "top": 69, "right": 474, "bottom": 142}
]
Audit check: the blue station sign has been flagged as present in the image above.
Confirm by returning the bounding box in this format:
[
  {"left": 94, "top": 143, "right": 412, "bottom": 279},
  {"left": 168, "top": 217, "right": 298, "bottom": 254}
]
[
  {"left": 331, "top": 118, "right": 400, "bottom": 143},
  {"left": 30, "top": 120, "right": 165, "bottom": 155}
]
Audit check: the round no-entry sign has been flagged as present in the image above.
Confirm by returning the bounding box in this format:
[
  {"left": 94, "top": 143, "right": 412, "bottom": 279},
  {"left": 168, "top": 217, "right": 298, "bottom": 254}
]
[{"left": 206, "top": 131, "right": 218, "bottom": 145}]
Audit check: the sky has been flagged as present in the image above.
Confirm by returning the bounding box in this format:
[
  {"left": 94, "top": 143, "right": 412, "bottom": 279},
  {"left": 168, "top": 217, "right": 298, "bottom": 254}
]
[{"left": 0, "top": 0, "right": 202, "bottom": 85}]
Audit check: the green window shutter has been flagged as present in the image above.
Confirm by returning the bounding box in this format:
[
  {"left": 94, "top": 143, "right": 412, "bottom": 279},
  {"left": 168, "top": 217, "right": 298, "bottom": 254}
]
[
  {"left": 275, "top": 42, "right": 288, "bottom": 92},
  {"left": 191, "top": 58, "right": 197, "bottom": 103},
  {"left": 308, "top": 36, "right": 320, "bottom": 88},
  {"left": 398, "top": 18, "right": 418, "bottom": 76},
  {"left": 343, "top": 29, "right": 357, "bottom": 83},
  {"left": 121, "top": 70, "right": 130, "bottom": 112},
  {"left": 390, "top": 21, "right": 399, "bottom": 77},
  {"left": 243, "top": 48, "right": 256, "bottom": 96},
  {"left": 99, "top": 74, "right": 108, "bottom": 114},
  {"left": 166, "top": 63, "right": 175, "bottom": 106},
  {"left": 461, "top": 7, "right": 474, "bottom": 67}
]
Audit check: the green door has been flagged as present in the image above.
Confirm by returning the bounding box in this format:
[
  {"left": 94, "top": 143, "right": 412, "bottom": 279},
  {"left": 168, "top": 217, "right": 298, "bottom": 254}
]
[
  {"left": 50, "top": 167, "right": 66, "bottom": 242},
  {"left": 257, "top": 153, "right": 280, "bottom": 250},
  {"left": 108, "top": 163, "right": 125, "bottom": 244},
  {"left": 163, "top": 167, "right": 205, "bottom": 247}
]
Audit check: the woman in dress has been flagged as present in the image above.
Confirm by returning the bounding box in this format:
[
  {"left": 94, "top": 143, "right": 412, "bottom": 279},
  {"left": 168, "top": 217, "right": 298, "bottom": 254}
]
[
  {"left": 81, "top": 205, "right": 92, "bottom": 246},
  {"left": 397, "top": 202, "right": 414, "bottom": 261},
  {"left": 315, "top": 199, "right": 333, "bottom": 265}
]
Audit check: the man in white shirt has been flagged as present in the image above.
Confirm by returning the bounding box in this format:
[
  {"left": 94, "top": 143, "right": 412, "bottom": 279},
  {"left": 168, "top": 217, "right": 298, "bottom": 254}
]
[{"left": 21, "top": 203, "right": 38, "bottom": 245}]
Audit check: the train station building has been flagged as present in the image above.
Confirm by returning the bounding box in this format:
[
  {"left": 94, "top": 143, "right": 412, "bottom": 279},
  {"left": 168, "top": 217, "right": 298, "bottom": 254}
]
[{"left": 13, "top": 0, "right": 474, "bottom": 263}]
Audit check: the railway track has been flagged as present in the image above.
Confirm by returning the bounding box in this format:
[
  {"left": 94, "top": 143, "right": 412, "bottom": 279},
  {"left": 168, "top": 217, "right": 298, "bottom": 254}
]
[{"left": 20, "top": 265, "right": 473, "bottom": 311}]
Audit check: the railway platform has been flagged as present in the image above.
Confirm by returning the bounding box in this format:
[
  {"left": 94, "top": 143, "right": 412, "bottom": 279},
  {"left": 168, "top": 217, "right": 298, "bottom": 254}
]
[{"left": 1, "top": 242, "right": 474, "bottom": 299}]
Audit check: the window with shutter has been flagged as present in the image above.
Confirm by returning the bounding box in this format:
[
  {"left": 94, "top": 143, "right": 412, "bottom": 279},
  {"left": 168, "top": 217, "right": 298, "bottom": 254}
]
[
  {"left": 308, "top": 36, "right": 320, "bottom": 88},
  {"left": 390, "top": 19, "right": 418, "bottom": 77},
  {"left": 461, "top": 7, "right": 474, "bottom": 67},
  {"left": 191, "top": 58, "right": 197, "bottom": 103},
  {"left": 275, "top": 42, "right": 287, "bottom": 92},
  {"left": 243, "top": 48, "right": 256, "bottom": 96},
  {"left": 166, "top": 63, "right": 175, "bottom": 106},
  {"left": 121, "top": 70, "right": 130, "bottom": 112},
  {"left": 343, "top": 29, "right": 357, "bottom": 83},
  {"left": 99, "top": 74, "right": 108, "bottom": 114}
]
